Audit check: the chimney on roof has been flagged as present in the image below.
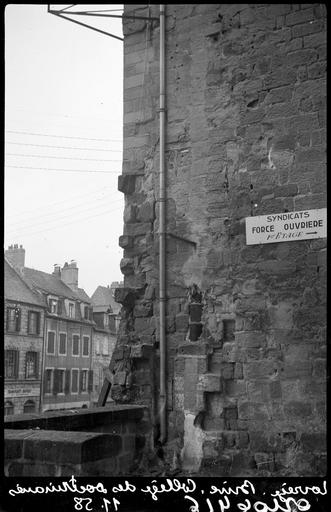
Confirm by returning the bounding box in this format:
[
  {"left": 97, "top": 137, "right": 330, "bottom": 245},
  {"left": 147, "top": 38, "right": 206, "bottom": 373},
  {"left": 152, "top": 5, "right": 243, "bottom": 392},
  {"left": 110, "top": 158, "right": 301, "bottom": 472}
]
[
  {"left": 53, "top": 264, "right": 61, "bottom": 278},
  {"left": 5, "top": 244, "right": 25, "bottom": 270},
  {"left": 61, "top": 260, "right": 78, "bottom": 290}
]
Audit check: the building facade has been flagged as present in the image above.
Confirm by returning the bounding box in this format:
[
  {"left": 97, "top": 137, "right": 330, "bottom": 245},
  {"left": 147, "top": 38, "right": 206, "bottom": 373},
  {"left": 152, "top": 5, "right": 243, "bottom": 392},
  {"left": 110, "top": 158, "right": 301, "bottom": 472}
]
[
  {"left": 5, "top": 247, "right": 94, "bottom": 411},
  {"left": 91, "top": 283, "right": 122, "bottom": 404},
  {"left": 107, "top": 4, "right": 326, "bottom": 476},
  {"left": 4, "top": 257, "right": 46, "bottom": 415}
]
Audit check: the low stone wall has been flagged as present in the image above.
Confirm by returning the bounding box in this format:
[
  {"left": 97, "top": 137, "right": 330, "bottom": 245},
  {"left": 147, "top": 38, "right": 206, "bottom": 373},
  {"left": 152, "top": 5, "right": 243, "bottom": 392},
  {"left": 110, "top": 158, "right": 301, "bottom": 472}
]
[{"left": 4, "top": 405, "right": 149, "bottom": 476}]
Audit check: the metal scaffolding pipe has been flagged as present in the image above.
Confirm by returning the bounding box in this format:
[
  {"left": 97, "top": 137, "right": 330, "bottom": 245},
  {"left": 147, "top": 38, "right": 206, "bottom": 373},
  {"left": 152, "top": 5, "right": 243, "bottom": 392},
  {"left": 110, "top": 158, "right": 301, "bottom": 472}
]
[{"left": 159, "top": 4, "right": 167, "bottom": 444}]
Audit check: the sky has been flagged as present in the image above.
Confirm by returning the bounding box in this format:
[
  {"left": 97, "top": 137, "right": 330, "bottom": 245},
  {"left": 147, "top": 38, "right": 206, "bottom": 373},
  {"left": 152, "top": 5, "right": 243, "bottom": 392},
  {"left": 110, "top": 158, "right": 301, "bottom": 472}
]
[{"left": 4, "top": 4, "right": 125, "bottom": 296}]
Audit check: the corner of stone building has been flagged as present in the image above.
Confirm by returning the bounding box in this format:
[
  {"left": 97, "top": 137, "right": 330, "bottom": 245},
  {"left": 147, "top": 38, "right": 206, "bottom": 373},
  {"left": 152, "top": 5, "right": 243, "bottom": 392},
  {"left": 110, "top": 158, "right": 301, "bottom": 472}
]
[{"left": 110, "top": 3, "right": 326, "bottom": 477}]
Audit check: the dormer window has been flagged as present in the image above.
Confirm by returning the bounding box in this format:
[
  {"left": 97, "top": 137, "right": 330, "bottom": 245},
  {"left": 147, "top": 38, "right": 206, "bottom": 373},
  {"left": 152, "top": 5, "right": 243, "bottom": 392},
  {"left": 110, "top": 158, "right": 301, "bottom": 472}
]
[
  {"left": 69, "top": 302, "right": 75, "bottom": 318},
  {"left": 49, "top": 299, "right": 58, "bottom": 314}
]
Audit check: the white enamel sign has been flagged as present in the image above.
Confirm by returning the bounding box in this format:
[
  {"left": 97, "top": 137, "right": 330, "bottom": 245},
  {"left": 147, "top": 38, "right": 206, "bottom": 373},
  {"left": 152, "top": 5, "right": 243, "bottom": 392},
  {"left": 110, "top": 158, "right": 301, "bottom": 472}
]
[
  {"left": 245, "top": 208, "right": 327, "bottom": 245},
  {"left": 5, "top": 386, "right": 38, "bottom": 398}
]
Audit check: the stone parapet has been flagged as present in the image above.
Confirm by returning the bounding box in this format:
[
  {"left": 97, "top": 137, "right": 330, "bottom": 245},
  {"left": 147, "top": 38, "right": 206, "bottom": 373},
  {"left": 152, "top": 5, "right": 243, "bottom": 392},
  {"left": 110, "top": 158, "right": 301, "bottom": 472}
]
[{"left": 4, "top": 405, "right": 149, "bottom": 476}]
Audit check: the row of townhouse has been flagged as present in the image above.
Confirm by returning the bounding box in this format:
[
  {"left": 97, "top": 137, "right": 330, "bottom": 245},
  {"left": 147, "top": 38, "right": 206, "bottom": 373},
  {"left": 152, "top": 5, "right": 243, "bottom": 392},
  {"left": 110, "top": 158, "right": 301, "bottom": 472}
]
[{"left": 4, "top": 245, "right": 122, "bottom": 416}]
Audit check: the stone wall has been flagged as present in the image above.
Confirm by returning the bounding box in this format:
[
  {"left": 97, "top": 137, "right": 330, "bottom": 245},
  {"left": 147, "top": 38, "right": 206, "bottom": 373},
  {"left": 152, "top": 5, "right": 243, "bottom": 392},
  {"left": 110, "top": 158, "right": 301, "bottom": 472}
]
[
  {"left": 4, "top": 405, "right": 149, "bottom": 476},
  {"left": 110, "top": 3, "right": 326, "bottom": 476}
]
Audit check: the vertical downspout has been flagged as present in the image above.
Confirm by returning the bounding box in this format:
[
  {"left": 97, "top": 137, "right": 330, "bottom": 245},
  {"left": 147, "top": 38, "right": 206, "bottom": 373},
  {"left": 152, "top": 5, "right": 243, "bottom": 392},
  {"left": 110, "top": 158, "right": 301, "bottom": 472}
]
[{"left": 159, "top": 4, "right": 167, "bottom": 444}]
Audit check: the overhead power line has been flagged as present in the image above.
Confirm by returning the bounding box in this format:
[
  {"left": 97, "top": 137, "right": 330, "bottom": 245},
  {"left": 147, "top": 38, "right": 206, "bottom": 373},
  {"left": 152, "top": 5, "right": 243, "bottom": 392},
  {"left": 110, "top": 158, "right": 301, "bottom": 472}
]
[
  {"left": 6, "top": 194, "right": 122, "bottom": 228},
  {"left": 6, "top": 130, "right": 122, "bottom": 142},
  {"left": 6, "top": 204, "right": 124, "bottom": 239},
  {"left": 58, "top": 4, "right": 76, "bottom": 12},
  {"left": 5, "top": 185, "right": 115, "bottom": 220},
  {"left": 6, "top": 153, "right": 121, "bottom": 162},
  {"left": 6, "top": 165, "right": 121, "bottom": 174},
  {"left": 6, "top": 197, "right": 124, "bottom": 233},
  {"left": 6, "top": 141, "right": 122, "bottom": 152},
  {"left": 64, "top": 8, "right": 124, "bottom": 13}
]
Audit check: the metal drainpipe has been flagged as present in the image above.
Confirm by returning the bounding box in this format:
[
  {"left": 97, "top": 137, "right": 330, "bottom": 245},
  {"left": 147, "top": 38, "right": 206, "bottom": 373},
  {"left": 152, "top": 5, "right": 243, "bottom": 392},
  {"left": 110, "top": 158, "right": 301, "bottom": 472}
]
[{"left": 159, "top": 3, "right": 167, "bottom": 444}]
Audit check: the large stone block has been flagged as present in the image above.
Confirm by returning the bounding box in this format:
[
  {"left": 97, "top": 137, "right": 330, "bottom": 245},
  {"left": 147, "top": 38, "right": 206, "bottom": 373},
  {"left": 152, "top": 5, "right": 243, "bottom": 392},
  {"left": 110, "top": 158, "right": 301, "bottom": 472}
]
[
  {"left": 114, "top": 287, "right": 137, "bottom": 308},
  {"left": 118, "top": 174, "right": 137, "bottom": 194},
  {"left": 235, "top": 331, "right": 266, "bottom": 348},
  {"left": 198, "top": 373, "right": 222, "bottom": 392},
  {"left": 175, "top": 313, "right": 189, "bottom": 332},
  {"left": 238, "top": 402, "right": 270, "bottom": 421},
  {"left": 113, "top": 371, "right": 128, "bottom": 386},
  {"left": 300, "top": 432, "right": 326, "bottom": 452},
  {"left": 178, "top": 342, "right": 210, "bottom": 356},
  {"left": 120, "top": 257, "right": 135, "bottom": 275},
  {"left": 17, "top": 430, "right": 123, "bottom": 465},
  {"left": 137, "top": 201, "right": 155, "bottom": 222},
  {"left": 283, "top": 401, "right": 313, "bottom": 419},
  {"left": 119, "top": 235, "right": 134, "bottom": 249},
  {"left": 243, "top": 360, "right": 280, "bottom": 380},
  {"left": 130, "top": 344, "right": 153, "bottom": 359},
  {"left": 134, "top": 316, "right": 156, "bottom": 335},
  {"left": 133, "top": 302, "right": 153, "bottom": 317}
]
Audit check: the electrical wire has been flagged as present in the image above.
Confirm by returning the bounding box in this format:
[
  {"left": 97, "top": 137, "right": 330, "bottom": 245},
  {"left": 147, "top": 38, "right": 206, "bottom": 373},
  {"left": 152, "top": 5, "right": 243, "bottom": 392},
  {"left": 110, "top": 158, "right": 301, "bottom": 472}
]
[
  {"left": 5, "top": 185, "right": 114, "bottom": 220},
  {"left": 6, "top": 142, "right": 121, "bottom": 152},
  {"left": 6, "top": 153, "right": 121, "bottom": 162},
  {"left": 59, "top": 4, "right": 76, "bottom": 12},
  {"left": 73, "top": 9, "right": 124, "bottom": 13},
  {"left": 7, "top": 107, "right": 124, "bottom": 125},
  {"left": 6, "top": 198, "right": 123, "bottom": 233},
  {"left": 6, "top": 204, "right": 124, "bottom": 239},
  {"left": 6, "top": 199, "right": 123, "bottom": 234},
  {"left": 6, "top": 130, "right": 122, "bottom": 142},
  {"left": 6, "top": 165, "right": 121, "bottom": 174},
  {"left": 6, "top": 195, "right": 123, "bottom": 229}
]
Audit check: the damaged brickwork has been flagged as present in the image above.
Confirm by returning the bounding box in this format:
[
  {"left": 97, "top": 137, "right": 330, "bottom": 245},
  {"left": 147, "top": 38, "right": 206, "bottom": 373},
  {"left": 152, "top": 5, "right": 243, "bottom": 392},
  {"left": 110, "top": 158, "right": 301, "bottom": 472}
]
[{"left": 108, "top": 4, "right": 326, "bottom": 476}]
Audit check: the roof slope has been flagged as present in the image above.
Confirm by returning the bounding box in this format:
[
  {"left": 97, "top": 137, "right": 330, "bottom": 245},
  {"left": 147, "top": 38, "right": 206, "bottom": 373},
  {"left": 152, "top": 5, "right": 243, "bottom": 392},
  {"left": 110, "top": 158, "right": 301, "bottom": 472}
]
[
  {"left": 91, "top": 285, "right": 121, "bottom": 314},
  {"left": 76, "top": 287, "right": 91, "bottom": 303},
  {"left": 22, "top": 267, "right": 90, "bottom": 303},
  {"left": 4, "top": 259, "right": 45, "bottom": 307}
]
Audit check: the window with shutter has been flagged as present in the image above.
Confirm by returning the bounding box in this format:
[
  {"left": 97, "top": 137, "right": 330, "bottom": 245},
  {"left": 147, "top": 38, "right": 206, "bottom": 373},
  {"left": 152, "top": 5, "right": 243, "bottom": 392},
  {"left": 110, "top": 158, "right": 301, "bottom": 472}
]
[
  {"left": 47, "top": 331, "right": 56, "bottom": 354},
  {"left": 72, "top": 334, "right": 80, "bottom": 356},
  {"left": 28, "top": 311, "right": 40, "bottom": 335},
  {"left": 71, "top": 369, "right": 79, "bottom": 393},
  {"left": 25, "top": 351, "right": 38, "bottom": 378},
  {"left": 53, "top": 369, "right": 60, "bottom": 394},
  {"left": 69, "top": 303, "right": 74, "bottom": 318},
  {"left": 79, "top": 370, "right": 83, "bottom": 393},
  {"left": 5, "top": 350, "right": 19, "bottom": 379},
  {"left": 59, "top": 333, "right": 67, "bottom": 355},
  {"left": 44, "top": 369, "right": 53, "bottom": 394},
  {"left": 80, "top": 370, "right": 88, "bottom": 393},
  {"left": 82, "top": 336, "right": 90, "bottom": 356},
  {"left": 58, "top": 370, "right": 65, "bottom": 393},
  {"left": 88, "top": 370, "right": 93, "bottom": 392},
  {"left": 64, "top": 370, "right": 71, "bottom": 394}
]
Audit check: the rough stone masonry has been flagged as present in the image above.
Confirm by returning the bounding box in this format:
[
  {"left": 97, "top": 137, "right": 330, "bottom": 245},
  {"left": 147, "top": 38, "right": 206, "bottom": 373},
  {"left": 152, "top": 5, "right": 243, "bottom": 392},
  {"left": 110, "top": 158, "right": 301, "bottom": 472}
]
[{"left": 109, "top": 4, "right": 326, "bottom": 476}]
